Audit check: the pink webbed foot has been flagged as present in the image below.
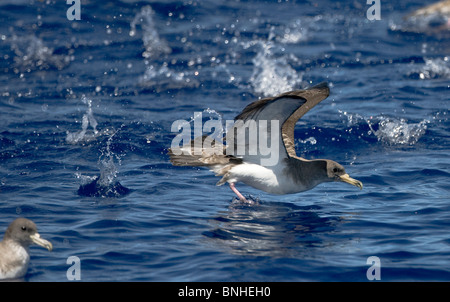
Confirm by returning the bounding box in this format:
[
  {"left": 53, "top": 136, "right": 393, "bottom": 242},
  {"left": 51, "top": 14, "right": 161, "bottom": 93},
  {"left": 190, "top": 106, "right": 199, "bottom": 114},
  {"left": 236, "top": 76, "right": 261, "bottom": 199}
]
[{"left": 229, "top": 182, "right": 256, "bottom": 204}]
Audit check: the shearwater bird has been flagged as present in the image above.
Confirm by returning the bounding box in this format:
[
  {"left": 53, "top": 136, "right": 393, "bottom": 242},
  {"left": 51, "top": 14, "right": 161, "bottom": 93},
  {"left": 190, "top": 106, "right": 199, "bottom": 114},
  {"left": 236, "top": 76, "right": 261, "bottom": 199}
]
[
  {"left": 402, "top": 0, "right": 450, "bottom": 34},
  {"left": 0, "top": 218, "right": 53, "bottom": 280},
  {"left": 168, "top": 82, "right": 362, "bottom": 203},
  {"left": 408, "top": 0, "right": 450, "bottom": 19}
]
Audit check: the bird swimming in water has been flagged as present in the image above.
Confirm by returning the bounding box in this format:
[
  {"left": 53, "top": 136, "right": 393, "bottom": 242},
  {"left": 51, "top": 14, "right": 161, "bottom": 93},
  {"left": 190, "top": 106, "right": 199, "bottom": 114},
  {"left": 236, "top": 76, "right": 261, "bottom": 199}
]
[{"left": 0, "top": 218, "right": 53, "bottom": 280}]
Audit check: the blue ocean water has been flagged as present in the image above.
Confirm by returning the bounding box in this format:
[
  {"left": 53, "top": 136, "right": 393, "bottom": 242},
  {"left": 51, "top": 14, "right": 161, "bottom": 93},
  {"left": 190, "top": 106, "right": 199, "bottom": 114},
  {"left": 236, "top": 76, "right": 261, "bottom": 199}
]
[{"left": 0, "top": 0, "right": 449, "bottom": 282}]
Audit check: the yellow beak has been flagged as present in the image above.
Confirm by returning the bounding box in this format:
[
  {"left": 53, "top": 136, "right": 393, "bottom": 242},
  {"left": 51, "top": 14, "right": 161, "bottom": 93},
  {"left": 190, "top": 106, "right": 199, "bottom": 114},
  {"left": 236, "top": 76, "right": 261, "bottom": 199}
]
[
  {"left": 339, "top": 174, "right": 363, "bottom": 190},
  {"left": 30, "top": 233, "right": 53, "bottom": 251}
]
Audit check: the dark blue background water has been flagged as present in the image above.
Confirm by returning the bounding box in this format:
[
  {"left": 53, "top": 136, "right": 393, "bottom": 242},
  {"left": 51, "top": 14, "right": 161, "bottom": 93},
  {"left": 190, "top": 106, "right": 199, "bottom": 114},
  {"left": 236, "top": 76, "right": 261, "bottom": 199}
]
[{"left": 0, "top": 0, "right": 449, "bottom": 281}]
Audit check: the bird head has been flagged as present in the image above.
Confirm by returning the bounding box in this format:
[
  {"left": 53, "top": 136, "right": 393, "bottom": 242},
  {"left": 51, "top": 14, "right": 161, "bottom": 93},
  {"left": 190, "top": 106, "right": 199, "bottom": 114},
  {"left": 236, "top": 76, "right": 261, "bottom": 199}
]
[
  {"left": 5, "top": 218, "right": 53, "bottom": 251},
  {"left": 325, "top": 160, "right": 363, "bottom": 190}
]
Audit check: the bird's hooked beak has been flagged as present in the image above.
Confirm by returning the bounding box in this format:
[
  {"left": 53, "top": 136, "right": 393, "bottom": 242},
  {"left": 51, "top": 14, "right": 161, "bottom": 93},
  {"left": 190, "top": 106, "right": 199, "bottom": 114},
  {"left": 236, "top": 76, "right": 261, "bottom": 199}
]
[
  {"left": 30, "top": 233, "right": 53, "bottom": 251},
  {"left": 339, "top": 174, "right": 363, "bottom": 190}
]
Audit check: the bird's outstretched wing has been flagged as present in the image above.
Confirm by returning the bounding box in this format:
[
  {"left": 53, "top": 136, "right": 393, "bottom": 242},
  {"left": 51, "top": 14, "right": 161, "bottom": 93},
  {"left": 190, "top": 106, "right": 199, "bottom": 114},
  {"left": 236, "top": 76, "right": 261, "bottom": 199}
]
[{"left": 227, "top": 82, "right": 330, "bottom": 166}]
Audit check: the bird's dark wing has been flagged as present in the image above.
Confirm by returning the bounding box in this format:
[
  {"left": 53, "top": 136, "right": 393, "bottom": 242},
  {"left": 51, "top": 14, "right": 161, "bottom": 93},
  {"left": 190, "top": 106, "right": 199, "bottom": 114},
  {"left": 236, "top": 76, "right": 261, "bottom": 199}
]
[{"left": 227, "top": 82, "right": 330, "bottom": 166}]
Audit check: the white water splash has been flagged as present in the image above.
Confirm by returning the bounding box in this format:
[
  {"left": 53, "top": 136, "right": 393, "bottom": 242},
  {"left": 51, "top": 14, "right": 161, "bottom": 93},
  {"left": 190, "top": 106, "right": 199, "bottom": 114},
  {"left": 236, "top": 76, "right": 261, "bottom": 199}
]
[
  {"left": 297, "top": 137, "right": 317, "bottom": 145},
  {"left": 369, "top": 117, "right": 429, "bottom": 145},
  {"left": 140, "top": 62, "right": 199, "bottom": 89},
  {"left": 9, "top": 34, "right": 71, "bottom": 71},
  {"left": 130, "top": 6, "right": 200, "bottom": 90},
  {"left": 248, "top": 41, "right": 303, "bottom": 97},
  {"left": 129, "top": 5, "right": 171, "bottom": 59},
  {"left": 97, "top": 131, "right": 121, "bottom": 188},
  {"left": 339, "top": 110, "right": 429, "bottom": 146},
  {"left": 66, "top": 96, "right": 99, "bottom": 144},
  {"left": 410, "top": 57, "right": 450, "bottom": 80},
  {"left": 75, "top": 135, "right": 121, "bottom": 188},
  {"left": 188, "top": 108, "right": 223, "bottom": 123},
  {"left": 75, "top": 173, "right": 97, "bottom": 186},
  {"left": 243, "top": 19, "right": 310, "bottom": 97},
  {"left": 270, "top": 21, "right": 308, "bottom": 44},
  {"left": 76, "top": 128, "right": 129, "bottom": 197}
]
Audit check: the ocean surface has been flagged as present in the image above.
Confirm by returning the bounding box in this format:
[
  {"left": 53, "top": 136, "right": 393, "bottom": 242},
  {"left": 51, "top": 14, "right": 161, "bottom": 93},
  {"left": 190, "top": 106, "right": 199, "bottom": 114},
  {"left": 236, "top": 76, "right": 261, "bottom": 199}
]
[{"left": 0, "top": 0, "right": 449, "bottom": 282}]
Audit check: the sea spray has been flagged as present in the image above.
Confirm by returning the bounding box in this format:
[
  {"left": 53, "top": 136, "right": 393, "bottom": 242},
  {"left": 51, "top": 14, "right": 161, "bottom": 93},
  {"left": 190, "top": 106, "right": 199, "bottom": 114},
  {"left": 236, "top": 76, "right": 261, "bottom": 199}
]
[
  {"left": 339, "top": 110, "right": 429, "bottom": 146},
  {"left": 129, "top": 5, "right": 171, "bottom": 59},
  {"left": 9, "top": 34, "right": 71, "bottom": 72},
  {"left": 77, "top": 129, "right": 130, "bottom": 198},
  {"left": 406, "top": 57, "right": 450, "bottom": 80},
  {"left": 66, "top": 96, "right": 99, "bottom": 144},
  {"left": 368, "top": 117, "right": 429, "bottom": 146},
  {"left": 130, "top": 5, "right": 199, "bottom": 90},
  {"left": 246, "top": 40, "right": 303, "bottom": 97}
]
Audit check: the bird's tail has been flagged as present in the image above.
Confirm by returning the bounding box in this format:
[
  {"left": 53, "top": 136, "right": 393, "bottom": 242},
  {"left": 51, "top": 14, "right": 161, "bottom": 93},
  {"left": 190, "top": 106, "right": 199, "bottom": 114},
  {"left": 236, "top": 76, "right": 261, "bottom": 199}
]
[
  {"left": 167, "top": 148, "right": 210, "bottom": 167},
  {"left": 168, "top": 135, "right": 228, "bottom": 167},
  {"left": 168, "top": 147, "right": 240, "bottom": 167},
  {"left": 168, "top": 136, "right": 242, "bottom": 186}
]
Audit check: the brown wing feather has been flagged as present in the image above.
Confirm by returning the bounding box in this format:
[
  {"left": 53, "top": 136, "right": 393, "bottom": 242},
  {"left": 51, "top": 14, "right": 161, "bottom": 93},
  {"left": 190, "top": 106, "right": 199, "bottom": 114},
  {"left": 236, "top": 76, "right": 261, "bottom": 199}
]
[
  {"left": 281, "top": 82, "right": 330, "bottom": 158},
  {"left": 234, "top": 82, "right": 329, "bottom": 159},
  {"left": 235, "top": 90, "right": 306, "bottom": 121}
]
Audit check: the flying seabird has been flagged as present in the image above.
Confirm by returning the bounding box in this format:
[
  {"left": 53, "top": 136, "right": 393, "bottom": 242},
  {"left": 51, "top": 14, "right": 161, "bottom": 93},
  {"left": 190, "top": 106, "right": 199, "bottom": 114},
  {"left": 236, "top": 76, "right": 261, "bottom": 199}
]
[
  {"left": 169, "top": 82, "right": 363, "bottom": 203},
  {"left": 0, "top": 218, "right": 53, "bottom": 280}
]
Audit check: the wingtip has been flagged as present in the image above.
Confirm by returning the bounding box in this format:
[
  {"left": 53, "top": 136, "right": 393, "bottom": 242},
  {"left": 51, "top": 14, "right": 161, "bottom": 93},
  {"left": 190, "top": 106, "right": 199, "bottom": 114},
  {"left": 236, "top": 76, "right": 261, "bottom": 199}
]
[
  {"left": 308, "top": 82, "right": 330, "bottom": 97},
  {"left": 310, "top": 82, "right": 329, "bottom": 90}
]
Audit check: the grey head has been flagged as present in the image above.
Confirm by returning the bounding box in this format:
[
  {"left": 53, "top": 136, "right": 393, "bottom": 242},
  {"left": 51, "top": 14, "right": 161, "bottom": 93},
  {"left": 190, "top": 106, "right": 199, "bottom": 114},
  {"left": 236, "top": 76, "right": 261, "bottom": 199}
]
[
  {"left": 324, "top": 160, "right": 363, "bottom": 189},
  {"left": 3, "top": 218, "right": 53, "bottom": 251}
]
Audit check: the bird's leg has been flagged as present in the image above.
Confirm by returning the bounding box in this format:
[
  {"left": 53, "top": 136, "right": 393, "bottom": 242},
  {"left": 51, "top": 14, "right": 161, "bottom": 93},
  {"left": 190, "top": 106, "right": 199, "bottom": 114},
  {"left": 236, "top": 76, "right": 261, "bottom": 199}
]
[{"left": 229, "top": 182, "right": 248, "bottom": 203}]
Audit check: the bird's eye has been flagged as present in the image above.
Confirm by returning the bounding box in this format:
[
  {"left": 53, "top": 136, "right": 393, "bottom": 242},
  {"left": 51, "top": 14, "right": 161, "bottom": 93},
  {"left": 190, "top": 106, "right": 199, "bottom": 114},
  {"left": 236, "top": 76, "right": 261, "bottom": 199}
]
[
  {"left": 333, "top": 167, "right": 343, "bottom": 173},
  {"left": 21, "top": 226, "right": 27, "bottom": 231}
]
